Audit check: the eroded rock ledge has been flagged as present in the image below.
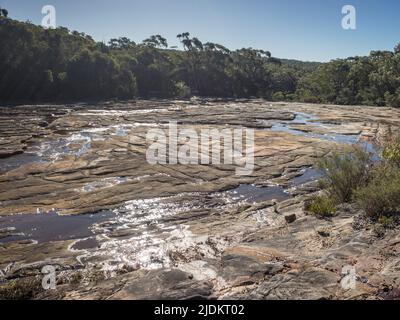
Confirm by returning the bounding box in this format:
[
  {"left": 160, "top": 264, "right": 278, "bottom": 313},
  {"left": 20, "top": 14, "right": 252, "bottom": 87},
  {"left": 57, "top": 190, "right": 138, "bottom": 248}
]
[{"left": 1, "top": 99, "right": 399, "bottom": 300}]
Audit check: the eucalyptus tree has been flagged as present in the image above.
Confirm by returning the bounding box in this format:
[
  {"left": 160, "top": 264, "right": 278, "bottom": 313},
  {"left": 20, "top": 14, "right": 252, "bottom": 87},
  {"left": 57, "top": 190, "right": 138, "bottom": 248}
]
[
  {"left": 109, "top": 37, "right": 136, "bottom": 50},
  {"left": 176, "top": 32, "right": 199, "bottom": 92},
  {"left": 142, "top": 35, "right": 168, "bottom": 49},
  {"left": 0, "top": 7, "right": 8, "bottom": 18}
]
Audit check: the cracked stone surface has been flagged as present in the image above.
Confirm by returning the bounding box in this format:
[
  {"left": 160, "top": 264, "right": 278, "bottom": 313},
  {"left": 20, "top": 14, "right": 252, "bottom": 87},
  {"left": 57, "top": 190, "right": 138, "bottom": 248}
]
[{"left": 1, "top": 99, "right": 400, "bottom": 300}]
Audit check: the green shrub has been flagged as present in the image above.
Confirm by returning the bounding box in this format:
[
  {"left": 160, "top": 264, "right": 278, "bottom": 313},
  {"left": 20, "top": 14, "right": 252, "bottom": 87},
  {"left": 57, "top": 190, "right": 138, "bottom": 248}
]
[
  {"left": 174, "top": 81, "right": 191, "bottom": 99},
  {"left": 0, "top": 277, "right": 42, "bottom": 300},
  {"left": 316, "top": 146, "right": 373, "bottom": 203},
  {"left": 306, "top": 195, "right": 337, "bottom": 218},
  {"left": 384, "top": 89, "right": 400, "bottom": 108},
  {"left": 372, "top": 224, "right": 386, "bottom": 238},
  {"left": 382, "top": 136, "right": 400, "bottom": 166},
  {"left": 378, "top": 216, "right": 396, "bottom": 228},
  {"left": 272, "top": 91, "right": 285, "bottom": 101},
  {"left": 355, "top": 165, "right": 400, "bottom": 219}
]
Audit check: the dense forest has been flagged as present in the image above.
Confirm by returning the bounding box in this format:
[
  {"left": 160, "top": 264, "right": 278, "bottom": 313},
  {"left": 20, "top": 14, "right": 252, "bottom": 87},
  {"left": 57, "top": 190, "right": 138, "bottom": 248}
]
[{"left": 1, "top": 10, "right": 400, "bottom": 107}]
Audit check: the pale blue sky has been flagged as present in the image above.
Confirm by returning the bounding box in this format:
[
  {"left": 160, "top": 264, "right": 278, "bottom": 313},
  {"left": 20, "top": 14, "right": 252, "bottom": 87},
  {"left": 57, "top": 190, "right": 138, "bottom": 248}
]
[{"left": 1, "top": 0, "right": 400, "bottom": 62}]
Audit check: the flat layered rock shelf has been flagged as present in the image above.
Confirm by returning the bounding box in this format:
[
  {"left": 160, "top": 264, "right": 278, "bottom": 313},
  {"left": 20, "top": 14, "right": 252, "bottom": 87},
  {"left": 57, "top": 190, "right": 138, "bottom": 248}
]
[{"left": 0, "top": 99, "right": 399, "bottom": 300}]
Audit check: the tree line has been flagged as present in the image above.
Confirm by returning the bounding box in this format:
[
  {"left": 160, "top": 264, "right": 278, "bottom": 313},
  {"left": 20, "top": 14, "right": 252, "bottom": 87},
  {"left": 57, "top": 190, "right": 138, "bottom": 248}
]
[
  {"left": 0, "top": 13, "right": 316, "bottom": 103},
  {"left": 1, "top": 12, "right": 400, "bottom": 107},
  {"left": 297, "top": 48, "right": 400, "bottom": 107}
]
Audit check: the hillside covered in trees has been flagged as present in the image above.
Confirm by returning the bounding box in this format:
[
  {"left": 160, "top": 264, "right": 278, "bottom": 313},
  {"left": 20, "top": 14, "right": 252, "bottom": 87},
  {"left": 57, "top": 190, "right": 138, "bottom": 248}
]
[{"left": 1, "top": 12, "right": 400, "bottom": 107}]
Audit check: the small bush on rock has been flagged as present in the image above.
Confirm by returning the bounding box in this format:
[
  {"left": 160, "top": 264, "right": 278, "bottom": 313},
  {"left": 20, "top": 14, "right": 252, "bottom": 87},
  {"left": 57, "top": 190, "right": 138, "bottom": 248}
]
[
  {"left": 314, "top": 137, "right": 400, "bottom": 227},
  {"left": 355, "top": 165, "right": 400, "bottom": 219},
  {"left": 382, "top": 136, "right": 400, "bottom": 167},
  {"left": 317, "top": 146, "right": 373, "bottom": 203},
  {"left": 0, "top": 277, "right": 42, "bottom": 300},
  {"left": 306, "top": 195, "right": 337, "bottom": 218},
  {"left": 378, "top": 216, "right": 396, "bottom": 228},
  {"left": 174, "top": 81, "right": 191, "bottom": 99}
]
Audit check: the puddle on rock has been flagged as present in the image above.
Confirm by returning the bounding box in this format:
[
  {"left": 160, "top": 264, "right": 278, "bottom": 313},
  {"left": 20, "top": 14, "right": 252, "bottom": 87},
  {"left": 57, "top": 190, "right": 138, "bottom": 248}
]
[
  {"left": 227, "top": 184, "right": 291, "bottom": 203},
  {"left": 269, "top": 112, "right": 361, "bottom": 144},
  {"left": 0, "top": 210, "right": 115, "bottom": 244},
  {"left": 74, "top": 191, "right": 249, "bottom": 272},
  {"left": 79, "top": 177, "right": 132, "bottom": 193},
  {"left": 0, "top": 152, "right": 44, "bottom": 174},
  {"left": 290, "top": 168, "right": 323, "bottom": 186},
  {"left": 0, "top": 124, "right": 139, "bottom": 173},
  {"left": 70, "top": 237, "right": 100, "bottom": 251},
  {"left": 78, "top": 196, "right": 209, "bottom": 271}
]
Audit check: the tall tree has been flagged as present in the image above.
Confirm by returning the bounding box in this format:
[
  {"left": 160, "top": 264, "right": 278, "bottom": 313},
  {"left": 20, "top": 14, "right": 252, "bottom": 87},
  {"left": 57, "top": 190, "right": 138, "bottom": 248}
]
[{"left": 0, "top": 7, "right": 8, "bottom": 18}]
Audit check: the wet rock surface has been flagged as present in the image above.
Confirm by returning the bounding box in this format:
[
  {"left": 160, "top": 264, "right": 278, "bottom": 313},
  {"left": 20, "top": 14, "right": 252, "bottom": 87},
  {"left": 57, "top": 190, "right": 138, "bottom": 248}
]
[{"left": 0, "top": 99, "right": 399, "bottom": 300}]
